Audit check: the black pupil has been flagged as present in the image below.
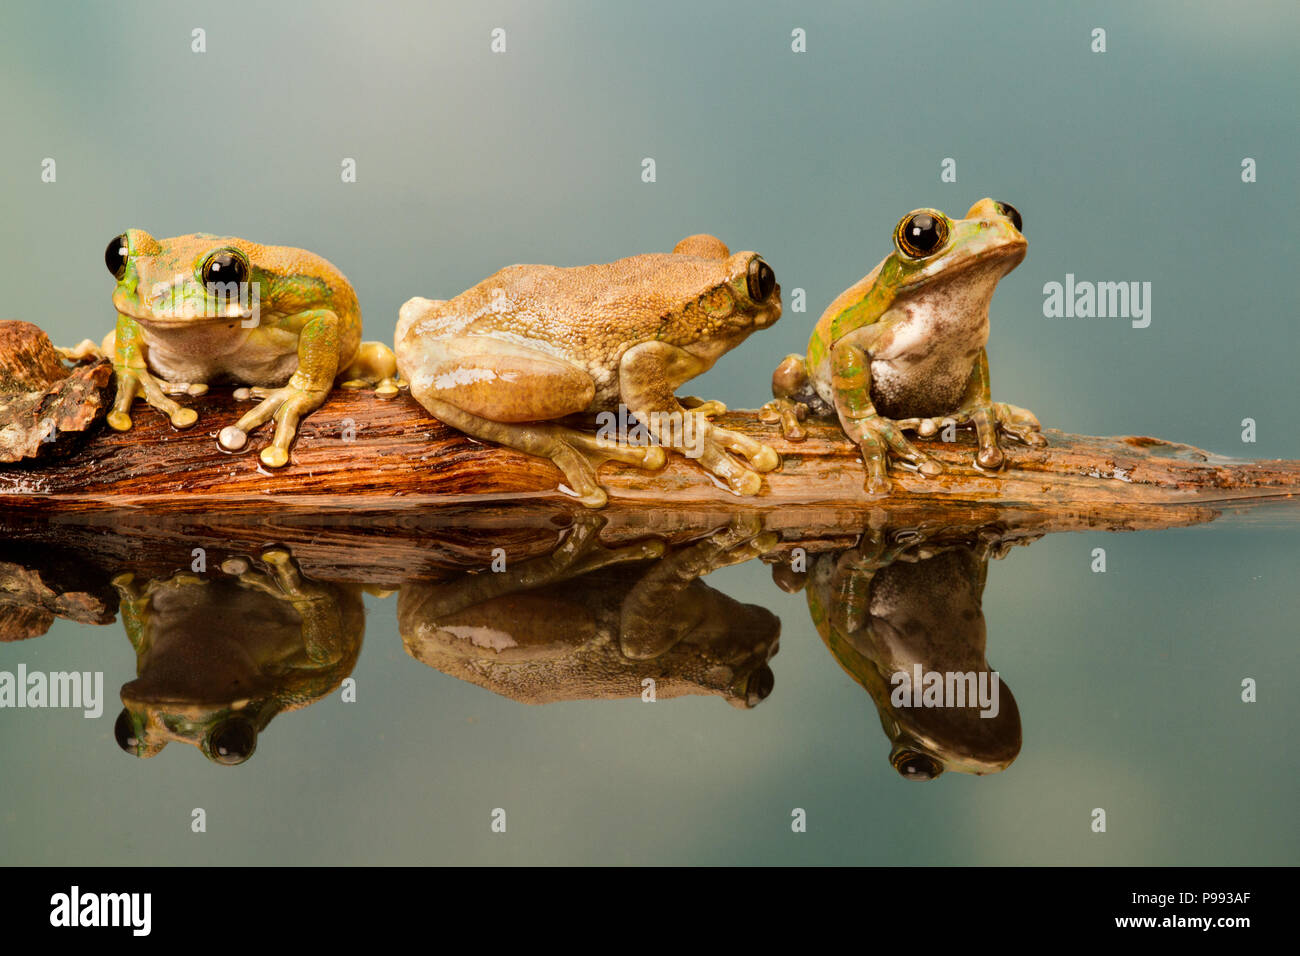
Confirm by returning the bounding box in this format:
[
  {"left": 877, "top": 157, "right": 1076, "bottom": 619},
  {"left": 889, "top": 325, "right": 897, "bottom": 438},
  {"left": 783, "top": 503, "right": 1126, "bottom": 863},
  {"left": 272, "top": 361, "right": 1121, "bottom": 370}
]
[
  {"left": 904, "top": 214, "right": 942, "bottom": 255},
  {"left": 114, "top": 709, "right": 139, "bottom": 753},
  {"left": 209, "top": 718, "right": 255, "bottom": 764},
  {"left": 105, "top": 235, "right": 128, "bottom": 279},
  {"left": 749, "top": 260, "right": 775, "bottom": 300},
  {"left": 205, "top": 253, "right": 245, "bottom": 286},
  {"left": 996, "top": 201, "right": 1023, "bottom": 233}
]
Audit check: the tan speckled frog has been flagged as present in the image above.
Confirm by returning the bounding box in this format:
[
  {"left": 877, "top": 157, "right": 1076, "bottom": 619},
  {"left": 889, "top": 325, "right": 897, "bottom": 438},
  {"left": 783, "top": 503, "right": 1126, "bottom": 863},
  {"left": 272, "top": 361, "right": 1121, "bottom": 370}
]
[{"left": 394, "top": 235, "right": 782, "bottom": 508}]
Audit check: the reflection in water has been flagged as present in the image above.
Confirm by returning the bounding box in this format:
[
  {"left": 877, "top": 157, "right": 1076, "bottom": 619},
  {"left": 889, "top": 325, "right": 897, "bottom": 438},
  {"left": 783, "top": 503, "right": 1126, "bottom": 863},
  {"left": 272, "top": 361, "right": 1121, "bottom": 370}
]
[
  {"left": 775, "top": 527, "right": 1026, "bottom": 780},
  {"left": 399, "top": 515, "right": 780, "bottom": 708},
  {"left": 2, "top": 502, "right": 1237, "bottom": 776},
  {"left": 112, "top": 550, "right": 366, "bottom": 765}
]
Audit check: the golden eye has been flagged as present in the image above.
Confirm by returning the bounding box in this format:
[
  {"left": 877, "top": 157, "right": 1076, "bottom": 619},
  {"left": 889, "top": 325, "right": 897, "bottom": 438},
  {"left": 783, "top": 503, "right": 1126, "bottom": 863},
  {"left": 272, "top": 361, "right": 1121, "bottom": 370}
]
[{"left": 894, "top": 211, "right": 949, "bottom": 259}]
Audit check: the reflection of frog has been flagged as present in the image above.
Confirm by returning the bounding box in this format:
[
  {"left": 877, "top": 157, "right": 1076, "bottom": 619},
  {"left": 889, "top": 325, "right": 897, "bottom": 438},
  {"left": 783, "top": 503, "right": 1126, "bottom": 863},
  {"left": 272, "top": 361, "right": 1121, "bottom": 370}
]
[
  {"left": 763, "top": 199, "right": 1045, "bottom": 493},
  {"left": 398, "top": 514, "right": 780, "bottom": 706},
  {"left": 84, "top": 230, "right": 398, "bottom": 467},
  {"left": 775, "top": 526, "right": 1023, "bottom": 779},
  {"left": 112, "top": 549, "right": 365, "bottom": 764},
  {"left": 395, "top": 235, "right": 781, "bottom": 507}
]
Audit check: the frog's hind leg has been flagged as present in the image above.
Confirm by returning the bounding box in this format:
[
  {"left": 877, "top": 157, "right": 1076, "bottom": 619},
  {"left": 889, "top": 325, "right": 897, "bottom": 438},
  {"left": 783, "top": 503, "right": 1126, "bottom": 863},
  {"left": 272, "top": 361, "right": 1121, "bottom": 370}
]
[
  {"left": 760, "top": 353, "right": 830, "bottom": 441},
  {"left": 338, "top": 341, "right": 401, "bottom": 398},
  {"left": 420, "top": 397, "right": 663, "bottom": 509},
  {"left": 405, "top": 338, "right": 665, "bottom": 508}
]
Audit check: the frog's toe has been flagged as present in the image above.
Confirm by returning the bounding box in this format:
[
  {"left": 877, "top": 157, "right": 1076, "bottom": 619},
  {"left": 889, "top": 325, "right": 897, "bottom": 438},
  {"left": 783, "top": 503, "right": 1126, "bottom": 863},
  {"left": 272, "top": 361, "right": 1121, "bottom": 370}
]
[
  {"left": 975, "top": 444, "right": 1005, "bottom": 470},
  {"left": 218, "top": 425, "right": 248, "bottom": 451},
  {"left": 374, "top": 381, "right": 400, "bottom": 399},
  {"left": 759, "top": 398, "right": 807, "bottom": 442},
  {"left": 260, "top": 446, "right": 290, "bottom": 468},
  {"left": 730, "top": 469, "right": 763, "bottom": 497},
  {"left": 682, "top": 397, "right": 727, "bottom": 417},
  {"left": 641, "top": 445, "right": 668, "bottom": 470},
  {"left": 565, "top": 485, "right": 608, "bottom": 509},
  {"left": 864, "top": 472, "right": 891, "bottom": 496},
  {"left": 170, "top": 407, "right": 198, "bottom": 428},
  {"left": 918, "top": 458, "right": 944, "bottom": 477},
  {"left": 751, "top": 444, "right": 780, "bottom": 472},
  {"left": 917, "top": 418, "right": 939, "bottom": 438},
  {"left": 107, "top": 410, "right": 132, "bottom": 431}
]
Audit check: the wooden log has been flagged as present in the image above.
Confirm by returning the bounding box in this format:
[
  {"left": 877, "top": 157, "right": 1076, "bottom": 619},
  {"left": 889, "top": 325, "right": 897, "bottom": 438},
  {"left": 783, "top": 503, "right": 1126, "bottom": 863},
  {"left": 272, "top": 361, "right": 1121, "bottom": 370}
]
[
  {"left": 1, "top": 386, "right": 1295, "bottom": 516},
  {"left": 0, "top": 385, "right": 1295, "bottom": 586},
  {"left": 0, "top": 321, "right": 113, "bottom": 463}
]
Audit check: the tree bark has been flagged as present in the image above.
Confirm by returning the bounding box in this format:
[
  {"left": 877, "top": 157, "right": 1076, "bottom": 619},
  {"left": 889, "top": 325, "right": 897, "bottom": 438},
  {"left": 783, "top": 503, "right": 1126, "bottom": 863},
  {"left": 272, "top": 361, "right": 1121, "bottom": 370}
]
[{"left": 1, "top": 387, "right": 1295, "bottom": 586}]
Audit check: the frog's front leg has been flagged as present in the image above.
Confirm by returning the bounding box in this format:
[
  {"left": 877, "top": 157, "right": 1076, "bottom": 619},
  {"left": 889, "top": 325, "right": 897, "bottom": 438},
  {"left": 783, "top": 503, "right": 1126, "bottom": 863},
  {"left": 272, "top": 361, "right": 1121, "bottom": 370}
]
[
  {"left": 105, "top": 314, "right": 201, "bottom": 431},
  {"left": 218, "top": 310, "right": 341, "bottom": 468},
  {"left": 830, "top": 337, "right": 943, "bottom": 494},
  {"left": 896, "top": 349, "right": 1046, "bottom": 470},
  {"left": 223, "top": 550, "right": 343, "bottom": 664},
  {"left": 618, "top": 341, "right": 779, "bottom": 497}
]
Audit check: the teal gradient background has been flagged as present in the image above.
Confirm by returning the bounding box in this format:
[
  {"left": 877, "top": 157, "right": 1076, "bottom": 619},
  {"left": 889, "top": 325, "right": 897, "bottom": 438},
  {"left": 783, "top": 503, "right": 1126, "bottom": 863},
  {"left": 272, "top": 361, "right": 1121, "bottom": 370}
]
[{"left": 0, "top": 1, "right": 1296, "bottom": 864}]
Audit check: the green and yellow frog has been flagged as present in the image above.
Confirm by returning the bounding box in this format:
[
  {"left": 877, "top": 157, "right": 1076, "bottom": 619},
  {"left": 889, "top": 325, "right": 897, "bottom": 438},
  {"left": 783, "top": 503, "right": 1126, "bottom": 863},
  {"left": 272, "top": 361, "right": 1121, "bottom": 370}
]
[
  {"left": 85, "top": 230, "right": 398, "bottom": 467},
  {"left": 395, "top": 235, "right": 782, "bottom": 508},
  {"left": 762, "top": 199, "right": 1046, "bottom": 492}
]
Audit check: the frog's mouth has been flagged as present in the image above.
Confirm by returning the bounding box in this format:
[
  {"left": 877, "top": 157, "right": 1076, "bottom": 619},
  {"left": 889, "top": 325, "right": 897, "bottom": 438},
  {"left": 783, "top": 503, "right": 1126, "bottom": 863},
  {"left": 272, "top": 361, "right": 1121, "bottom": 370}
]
[
  {"left": 113, "top": 285, "right": 257, "bottom": 326},
  {"left": 899, "top": 240, "right": 1027, "bottom": 293}
]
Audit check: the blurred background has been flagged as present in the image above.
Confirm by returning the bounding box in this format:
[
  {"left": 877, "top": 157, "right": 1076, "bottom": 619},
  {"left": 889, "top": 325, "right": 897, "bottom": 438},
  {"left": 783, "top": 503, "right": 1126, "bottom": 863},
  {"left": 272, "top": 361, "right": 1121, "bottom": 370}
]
[{"left": 0, "top": 1, "right": 1296, "bottom": 864}]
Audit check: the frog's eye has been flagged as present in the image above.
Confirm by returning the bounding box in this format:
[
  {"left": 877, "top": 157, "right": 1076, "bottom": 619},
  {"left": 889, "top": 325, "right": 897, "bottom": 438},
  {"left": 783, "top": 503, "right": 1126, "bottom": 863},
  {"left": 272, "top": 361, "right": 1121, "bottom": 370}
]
[
  {"left": 206, "top": 716, "right": 257, "bottom": 765},
  {"left": 891, "top": 748, "right": 943, "bottom": 781},
  {"left": 200, "top": 249, "right": 249, "bottom": 288},
  {"left": 995, "top": 200, "right": 1024, "bottom": 233},
  {"left": 114, "top": 708, "right": 141, "bottom": 755},
  {"left": 105, "top": 234, "right": 128, "bottom": 280},
  {"left": 894, "top": 212, "right": 948, "bottom": 259},
  {"left": 747, "top": 258, "right": 776, "bottom": 301}
]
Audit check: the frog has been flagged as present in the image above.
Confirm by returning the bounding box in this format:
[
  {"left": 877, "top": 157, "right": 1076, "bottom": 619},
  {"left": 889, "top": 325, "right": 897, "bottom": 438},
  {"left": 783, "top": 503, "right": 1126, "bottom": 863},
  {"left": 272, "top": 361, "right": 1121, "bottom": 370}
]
[
  {"left": 394, "top": 234, "right": 782, "bottom": 508},
  {"left": 399, "top": 513, "right": 780, "bottom": 707},
  {"left": 83, "top": 230, "right": 399, "bottom": 468},
  {"left": 773, "top": 523, "right": 1024, "bottom": 779},
  {"left": 760, "top": 199, "right": 1046, "bottom": 493},
  {"left": 111, "top": 549, "right": 366, "bottom": 764}
]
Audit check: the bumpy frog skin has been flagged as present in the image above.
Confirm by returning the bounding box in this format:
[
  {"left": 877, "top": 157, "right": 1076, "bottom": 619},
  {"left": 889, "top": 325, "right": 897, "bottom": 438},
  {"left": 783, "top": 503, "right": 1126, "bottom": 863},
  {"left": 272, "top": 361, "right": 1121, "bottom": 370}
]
[
  {"left": 761, "top": 199, "right": 1046, "bottom": 493},
  {"left": 90, "top": 230, "right": 398, "bottom": 468},
  {"left": 395, "top": 235, "right": 782, "bottom": 508}
]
